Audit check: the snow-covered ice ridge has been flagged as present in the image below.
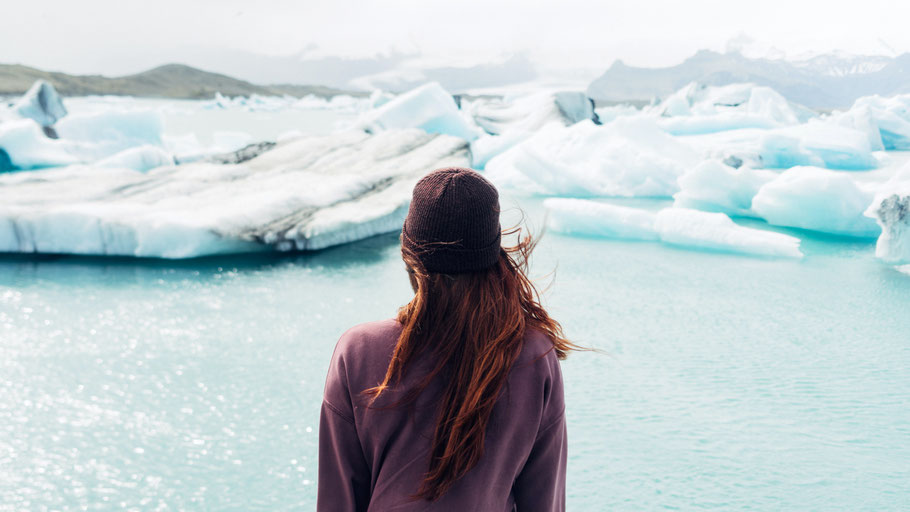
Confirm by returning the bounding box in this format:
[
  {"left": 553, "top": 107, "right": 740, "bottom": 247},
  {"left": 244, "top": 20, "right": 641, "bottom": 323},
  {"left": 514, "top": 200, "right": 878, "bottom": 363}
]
[
  {"left": 0, "top": 129, "right": 469, "bottom": 258},
  {"left": 3, "top": 78, "right": 910, "bottom": 265}
]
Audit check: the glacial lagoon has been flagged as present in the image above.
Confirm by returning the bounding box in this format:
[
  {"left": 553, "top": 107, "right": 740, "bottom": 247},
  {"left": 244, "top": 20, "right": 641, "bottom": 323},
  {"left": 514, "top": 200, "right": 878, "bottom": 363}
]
[
  {"left": 1, "top": 93, "right": 909, "bottom": 510},
  {"left": 2, "top": 199, "right": 910, "bottom": 510}
]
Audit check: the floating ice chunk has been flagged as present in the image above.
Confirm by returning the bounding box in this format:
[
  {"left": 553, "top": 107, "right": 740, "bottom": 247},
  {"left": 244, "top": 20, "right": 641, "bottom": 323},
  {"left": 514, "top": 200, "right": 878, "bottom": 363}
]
[
  {"left": 368, "top": 90, "right": 395, "bottom": 109},
  {"left": 865, "top": 165, "right": 910, "bottom": 263},
  {"left": 12, "top": 80, "right": 67, "bottom": 127},
  {"left": 654, "top": 83, "right": 806, "bottom": 135},
  {"left": 55, "top": 109, "right": 164, "bottom": 161},
  {"left": 826, "top": 104, "right": 886, "bottom": 151},
  {"left": 543, "top": 198, "right": 659, "bottom": 240},
  {"left": 544, "top": 198, "right": 803, "bottom": 258},
  {"left": 0, "top": 119, "right": 77, "bottom": 170},
  {"left": 0, "top": 129, "right": 470, "bottom": 258},
  {"left": 654, "top": 207, "right": 803, "bottom": 258},
  {"left": 485, "top": 118, "right": 699, "bottom": 197},
  {"left": 467, "top": 90, "right": 594, "bottom": 137},
  {"left": 869, "top": 194, "right": 910, "bottom": 263},
  {"left": 593, "top": 104, "right": 639, "bottom": 124},
  {"left": 758, "top": 121, "right": 877, "bottom": 170},
  {"left": 357, "top": 82, "right": 482, "bottom": 141},
  {"left": 751, "top": 166, "right": 880, "bottom": 237},
  {"left": 212, "top": 131, "right": 252, "bottom": 153},
  {"left": 96, "top": 145, "right": 175, "bottom": 172},
  {"left": 674, "top": 160, "right": 777, "bottom": 215},
  {"left": 466, "top": 90, "right": 597, "bottom": 167},
  {"left": 828, "top": 94, "right": 910, "bottom": 151}
]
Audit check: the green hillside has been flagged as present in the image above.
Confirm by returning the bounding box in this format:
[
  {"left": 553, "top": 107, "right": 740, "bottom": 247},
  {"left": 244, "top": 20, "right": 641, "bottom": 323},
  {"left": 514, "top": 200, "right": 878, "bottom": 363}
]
[{"left": 0, "top": 63, "right": 365, "bottom": 99}]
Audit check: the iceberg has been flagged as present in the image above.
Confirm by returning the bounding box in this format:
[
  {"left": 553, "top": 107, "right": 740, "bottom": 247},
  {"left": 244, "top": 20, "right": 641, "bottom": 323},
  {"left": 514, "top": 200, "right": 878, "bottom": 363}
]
[
  {"left": 683, "top": 121, "right": 879, "bottom": 172},
  {"left": 544, "top": 198, "right": 802, "bottom": 258},
  {"left": 543, "top": 198, "right": 659, "bottom": 241},
  {"left": 673, "top": 160, "right": 777, "bottom": 216},
  {"left": 96, "top": 145, "right": 175, "bottom": 172},
  {"left": 751, "top": 166, "right": 880, "bottom": 237},
  {"left": 485, "top": 118, "right": 700, "bottom": 197},
  {"left": 55, "top": 109, "right": 164, "bottom": 157},
  {"left": 870, "top": 194, "right": 910, "bottom": 264},
  {"left": 12, "top": 80, "right": 68, "bottom": 127},
  {"left": 758, "top": 121, "right": 878, "bottom": 170},
  {"left": 654, "top": 207, "right": 803, "bottom": 258},
  {"left": 0, "top": 108, "right": 167, "bottom": 171},
  {"left": 866, "top": 165, "right": 910, "bottom": 263},
  {"left": 0, "top": 129, "right": 470, "bottom": 258},
  {"left": 356, "top": 82, "right": 482, "bottom": 141},
  {"left": 655, "top": 83, "right": 807, "bottom": 135},
  {"left": 0, "top": 119, "right": 78, "bottom": 170},
  {"left": 828, "top": 94, "right": 910, "bottom": 151},
  {"left": 466, "top": 91, "right": 597, "bottom": 167}
]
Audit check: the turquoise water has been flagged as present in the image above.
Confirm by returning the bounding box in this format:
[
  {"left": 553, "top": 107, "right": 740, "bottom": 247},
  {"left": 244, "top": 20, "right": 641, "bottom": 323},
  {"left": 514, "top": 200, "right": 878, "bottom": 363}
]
[{"left": 2, "top": 198, "right": 909, "bottom": 510}]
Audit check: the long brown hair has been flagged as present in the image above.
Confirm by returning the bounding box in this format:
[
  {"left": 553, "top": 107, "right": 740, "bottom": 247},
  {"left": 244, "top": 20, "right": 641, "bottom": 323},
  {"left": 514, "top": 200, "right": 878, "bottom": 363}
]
[{"left": 364, "top": 226, "right": 579, "bottom": 501}]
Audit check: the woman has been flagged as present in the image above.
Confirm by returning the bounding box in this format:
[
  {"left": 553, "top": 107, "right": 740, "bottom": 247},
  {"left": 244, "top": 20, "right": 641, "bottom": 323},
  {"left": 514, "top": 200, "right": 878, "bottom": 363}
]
[{"left": 318, "top": 167, "right": 576, "bottom": 511}]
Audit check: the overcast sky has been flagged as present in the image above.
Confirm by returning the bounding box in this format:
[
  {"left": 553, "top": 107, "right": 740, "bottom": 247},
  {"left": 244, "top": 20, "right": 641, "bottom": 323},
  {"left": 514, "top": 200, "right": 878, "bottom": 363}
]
[{"left": 3, "top": 0, "right": 910, "bottom": 77}]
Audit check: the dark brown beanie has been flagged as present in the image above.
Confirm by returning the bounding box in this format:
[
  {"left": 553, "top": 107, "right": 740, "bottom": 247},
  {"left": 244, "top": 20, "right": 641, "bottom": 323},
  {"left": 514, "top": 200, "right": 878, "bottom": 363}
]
[{"left": 402, "top": 167, "right": 502, "bottom": 274}]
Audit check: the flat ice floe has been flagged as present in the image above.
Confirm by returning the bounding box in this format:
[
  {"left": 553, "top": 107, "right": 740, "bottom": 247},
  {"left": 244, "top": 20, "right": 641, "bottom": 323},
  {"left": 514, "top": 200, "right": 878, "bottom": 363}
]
[
  {"left": 544, "top": 198, "right": 803, "bottom": 258},
  {"left": 0, "top": 129, "right": 469, "bottom": 258}
]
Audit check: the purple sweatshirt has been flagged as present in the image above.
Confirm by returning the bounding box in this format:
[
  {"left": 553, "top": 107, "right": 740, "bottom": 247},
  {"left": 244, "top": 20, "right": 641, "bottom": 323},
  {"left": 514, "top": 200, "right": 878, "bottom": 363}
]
[{"left": 318, "top": 319, "right": 567, "bottom": 511}]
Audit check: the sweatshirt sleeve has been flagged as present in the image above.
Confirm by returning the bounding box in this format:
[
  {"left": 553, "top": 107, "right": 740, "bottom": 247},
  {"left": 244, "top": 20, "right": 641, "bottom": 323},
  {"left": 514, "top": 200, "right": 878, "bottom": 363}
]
[
  {"left": 317, "top": 342, "right": 371, "bottom": 512},
  {"left": 512, "top": 354, "right": 567, "bottom": 512}
]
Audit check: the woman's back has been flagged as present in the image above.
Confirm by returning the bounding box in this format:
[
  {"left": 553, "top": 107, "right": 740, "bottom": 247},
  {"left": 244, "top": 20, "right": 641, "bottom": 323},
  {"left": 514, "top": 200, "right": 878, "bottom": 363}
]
[{"left": 318, "top": 318, "right": 566, "bottom": 511}]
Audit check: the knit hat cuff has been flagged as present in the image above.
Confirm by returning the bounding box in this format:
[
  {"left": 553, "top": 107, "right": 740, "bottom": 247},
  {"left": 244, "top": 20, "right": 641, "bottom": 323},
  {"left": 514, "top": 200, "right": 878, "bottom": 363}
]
[{"left": 401, "top": 225, "right": 502, "bottom": 274}]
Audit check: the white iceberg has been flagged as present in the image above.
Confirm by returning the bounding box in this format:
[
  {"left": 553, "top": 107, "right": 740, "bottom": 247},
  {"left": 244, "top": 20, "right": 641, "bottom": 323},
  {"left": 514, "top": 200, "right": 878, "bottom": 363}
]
[
  {"left": 683, "top": 121, "right": 878, "bottom": 171},
  {"left": 96, "top": 145, "right": 175, "bottom": 172},
  {"left": 485, "top": 118, "right": 700, "bottom": 197},
  {"left": 828, "top": 94, "right": 910, "bottom": 151},
  {"left": 0, "top": 119, "right": 78, "bottom": 170},
  {"left": 544, "top": 198, "right": 802, "bottom": 258},
  {"left": 674, "top": 160, "right": 777, "bottom": 216},
  {"left": 356, "top": 82, "right": 482, "bottom": 141},
  {"left": 543, "top": 198, "right": 659, "bottom": 241},
  {"left": 655, "top": 83, "right": 808, "bottom": 135},
  {"left": 0, "top": 108, "right": 167, "bottom": 171},
  {"left": 751, "top": 166, "right": 880, "bottom": 237},
  {"left": 0, "top": 129, "right": 469, "bottom": 258},
  {"left": 467, "top": 90, "right": 596, "bottom": 167},
  {"left": 866, "top": 164, "right": 910, "bottom": 263},
  {"left": 654, "top": 207, "right": 802, "bottom": 258},
  {"left": 758, "top": 121, "right": 878, "bottom": 170},
  {"left": 12, "top": 80, "right": 68, "bottom": 127},
  {"left": 869, "top": 194, "right": 910, "bottom": 264}
]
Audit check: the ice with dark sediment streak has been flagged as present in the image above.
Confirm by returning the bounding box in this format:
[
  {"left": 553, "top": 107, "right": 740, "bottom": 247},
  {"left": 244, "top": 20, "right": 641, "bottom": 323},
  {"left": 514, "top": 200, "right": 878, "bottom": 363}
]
[
  {"left": 866, "top": 164, "right": 910, "bottom": 264},
  {"left": 0, "top": 129, "right": 470, "bottom": 258},
  {"left": 11, "top": 80, "right": 68, "bottom": 127}
]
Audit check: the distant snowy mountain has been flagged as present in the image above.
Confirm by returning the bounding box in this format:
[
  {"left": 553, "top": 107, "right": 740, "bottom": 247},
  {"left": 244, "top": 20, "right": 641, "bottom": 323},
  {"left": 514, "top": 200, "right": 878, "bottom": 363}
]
[
  {"left": 587, "top": 50, "right": 910, "bottom": 109},
  {"left": 792, "top": 52, "right": 892, "bottom": 77}
]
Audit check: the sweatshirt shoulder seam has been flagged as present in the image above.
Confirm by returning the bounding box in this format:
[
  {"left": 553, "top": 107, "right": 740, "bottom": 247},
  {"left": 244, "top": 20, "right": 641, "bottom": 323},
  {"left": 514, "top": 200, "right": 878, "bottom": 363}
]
[
  {"left": 537, "top": 408, "right": 566, "bottom": 439},
  {"left": 323, "top": 399, "right": 356, "bottom": 425}
]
